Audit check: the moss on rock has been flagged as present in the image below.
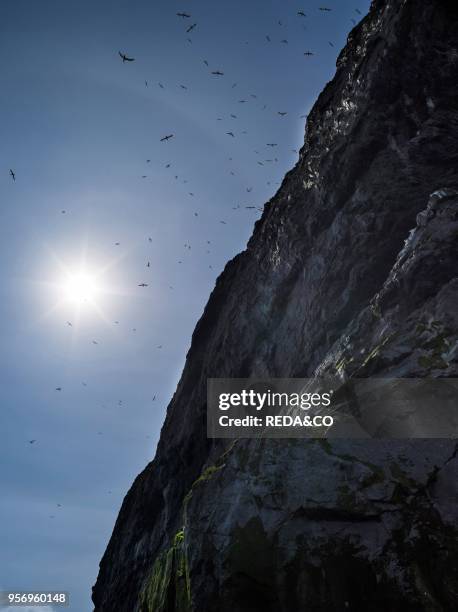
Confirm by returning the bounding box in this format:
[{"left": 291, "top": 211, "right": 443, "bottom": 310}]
[{"left": 139, "top": 528, "right": 191, "bottom": 612}]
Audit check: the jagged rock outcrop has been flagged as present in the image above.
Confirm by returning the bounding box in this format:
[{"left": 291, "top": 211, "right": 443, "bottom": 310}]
[{"left": 93, "top": 1, "right": 458, "bottom": 610}]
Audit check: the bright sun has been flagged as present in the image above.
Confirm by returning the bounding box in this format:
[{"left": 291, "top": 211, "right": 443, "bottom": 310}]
[
  {"left": 63, "top": 272, "right": 98, "bottom": 304},
  {"left": 39, "top": 247, "right": 124, "bottom": 324}
]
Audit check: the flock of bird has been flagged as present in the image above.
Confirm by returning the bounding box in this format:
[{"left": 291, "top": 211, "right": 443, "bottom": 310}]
[{"left": 7, "top": 4, "right": 366, "bottom": 508}]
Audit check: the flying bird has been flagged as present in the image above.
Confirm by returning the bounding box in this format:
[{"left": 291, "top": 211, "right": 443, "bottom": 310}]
[
  {"left": 211, "top": 70, "right": 224, "bottom": 76},
  {"left": 176, "top": 12, "right": 191, "bottom": 18},
  {"left": 160, "top": 134, "right": 174, "bottom": 142},
  {"left": 267, "top": 143, "right": 278, "bottom": 147},
  {"left": 55, "top": 387, "right": 62, "bottom": 391},
  {"left": 118, "top": 51, "right": 135, "bottom": 62},
  {"left": 9, "top": 169, "right": 15, "bottom": 181},
  {"left": 29, "top": 440, "right": 36, "bottom": 444},
  {"left": 138, "top": 283, "right": 148, "bottom": 287},
  {"left": 278, "top": 111, "right": 287, "bottom": 116},
  {"left": 203, "top": 59, "right": 209, "bottom": 66},
  {"left": 226, "top": 131, "right": 235, "bottom": 137},
  {"left": 304, "top": 51, "right": 314, "bottom": 56},
  {"left": 187, "top": 23, "right": 197, "bottom": 33},
  {"left": 297, "top": 11, "right": 307, "bottom": 17},
  {"left": 319, "top": 7, "right": 332, "bottom": 11}
]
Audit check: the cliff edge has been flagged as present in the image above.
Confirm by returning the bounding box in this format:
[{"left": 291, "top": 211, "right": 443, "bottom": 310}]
[{"left": 93, "top": 1, "right": 458, "bottom": 610}]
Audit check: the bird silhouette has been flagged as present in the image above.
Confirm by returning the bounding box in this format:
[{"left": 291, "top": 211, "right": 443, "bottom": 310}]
[
  {"left": 211, "top": 70, "right": 224, "bottom": 76},
  {"left": 297, "top": 11, "right": 307, "bottom": 17},
  {"left": 29, "top": 440, "right": 36, "bottom": 444},
  {"left": 160, "top": 134, "right": 174, "bottom": 142},
  {"left": 304, "top": 51, "right": 314, "bottom": 56},
  {"left": 176, "top": 12, "right": 191, "bottom": 18},
  {"left": 9, "top": 169, "right": 15, "bottom": 181},
  {"left": 278, "top": 111, "right": 287, "bottom": 116},
  {"left": 226, "top": 131, "right": 235, "bottom": 137},
  {"left": 319, "top": 7, "right": 332, "bottom": 11},
  {"left": 138, "top": 283, "right": 148, "bottom": 287},
  {"left": 118, "top": 51, "right": 135, "bottom": 62},
  {"left": 187, "top": 23, "right": 197, "bottom": 33}
]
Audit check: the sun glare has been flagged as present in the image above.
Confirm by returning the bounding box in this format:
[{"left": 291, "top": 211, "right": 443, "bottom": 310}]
[
  {"left": 37, "top": 246, "right": 127, "bottom": 325},
  {"left": 63, "top": 272, "right": 98, "bottom": 305}
]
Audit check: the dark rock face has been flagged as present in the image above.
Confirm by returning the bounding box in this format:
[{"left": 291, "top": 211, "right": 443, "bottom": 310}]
[{"left": 93, "top": 1, "right": 458, "bottom": 610}]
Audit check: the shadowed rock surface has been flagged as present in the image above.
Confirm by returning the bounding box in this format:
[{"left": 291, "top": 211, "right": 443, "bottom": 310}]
[{"left": 93, "top": 1, "right": 458, "bottom": 610}]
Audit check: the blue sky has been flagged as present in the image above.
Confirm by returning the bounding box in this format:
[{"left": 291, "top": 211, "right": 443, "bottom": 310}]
[{"left": 0, "top": 1, "right": 370, "bottom": 610}]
